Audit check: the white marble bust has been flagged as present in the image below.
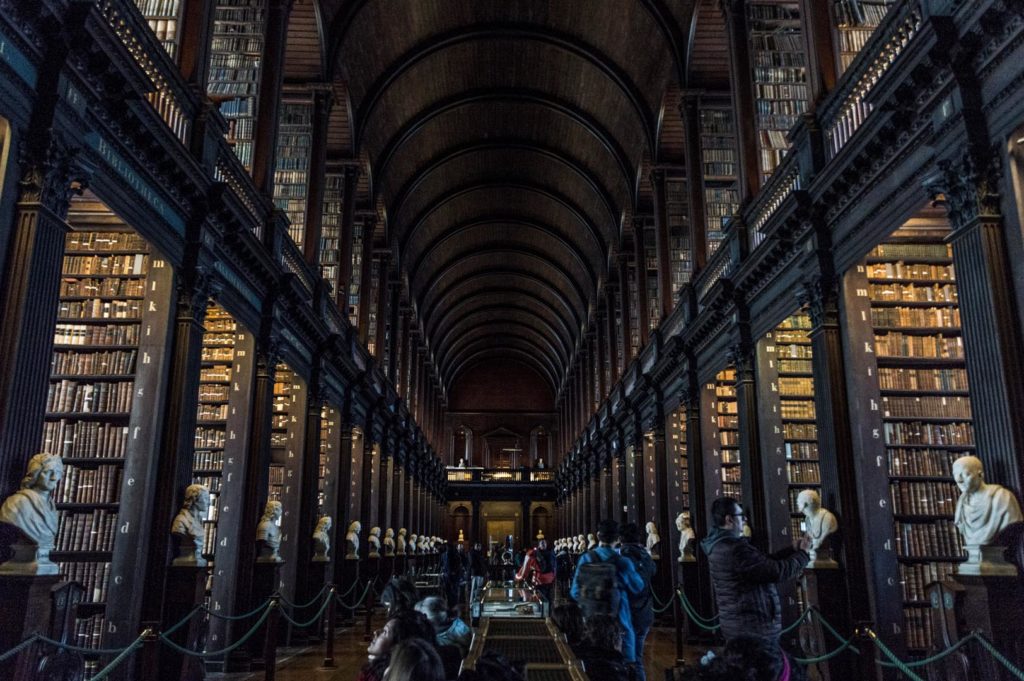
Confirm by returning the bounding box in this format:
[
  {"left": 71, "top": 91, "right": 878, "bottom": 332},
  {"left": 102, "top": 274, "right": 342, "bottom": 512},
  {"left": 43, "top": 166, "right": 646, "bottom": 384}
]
[
  {"left": 0, "top": 453, "right": 63, "bottom": 575},
  {"left": 409, "top": 533, "right": 418, "bottom": 554},
  {"left": 953, "top": 456, "right": 1024, "bottom": 574},
  {"left": 171, "top": 484, "right": 210, "bottom": 566},
  {"left": 586, "top": 533, "right": 597, "bottom": 551},
  {"left": 256, "top": 501, "right": 283, "bottom": 563},
  {"left": 419, "top": 535, "right": 429, "bottom": 553},
  {"left": 676, "top": 513, "right": 696, "bottom": 563},
  {"left": 396, "top": 528, "right": 407, "bottom": 555},
  {"left": 346, "top": 520, "right": 362, "bottom": 560},
  {"left": 576, "top": 534, "right": 585, "bottom": 552},
  {"left": 797, "top": 489, "right": 838, "bottom": 567},
  {"left": 645, "top": 521, "right": 661, "bottom": 559},
  {"left": 383, "top": 528, "right": 395, "bottom": 556},
  {"left": 313, "top": 516, "right": 332, "bottom": 562},
  {"left": 368, "top": 526, "right": 382, "bottom": 557}
]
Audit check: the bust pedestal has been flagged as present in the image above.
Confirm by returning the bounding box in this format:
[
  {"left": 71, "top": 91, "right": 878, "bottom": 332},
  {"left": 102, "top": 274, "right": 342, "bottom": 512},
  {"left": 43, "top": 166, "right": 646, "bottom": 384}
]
[
  {"left": 381, "top": 554, "right": 395, "bottom": 584},
  {"left": 0, "top": 574, "right": 61, "bottom": 679},
  {"left": 157, "top": 565, "right": 209, "bottom": 680},
  {"left": 941, "top": 573, "right": 1024, "bottom": 680},
  {"left": 800, "top": 565, "right": 857, "bottom": 681},
  {"left": 248, "top": 560, "right": 283, "bottom": 668},
  {"left": 340, "top": 558, "right": 360, "bottom": 624}
]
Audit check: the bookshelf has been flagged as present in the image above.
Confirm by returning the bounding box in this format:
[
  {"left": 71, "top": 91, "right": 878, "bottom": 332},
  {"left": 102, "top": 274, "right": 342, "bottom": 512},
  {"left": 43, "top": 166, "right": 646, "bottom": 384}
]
[
  {"left": 132, "top": 0, "right": 183, "bottom": 59},
  {"left": 271, "top": 363, "right": 308, "bottom": 599},
  {"left": 641, "top": 217, "right": 660, "bottom": 331},
  {"left": 865, "top": 227, "right": 970, "bottom": 652},
  {"left": 773, "top": 313, "right": 820, "bottom": 539},
  {"left": 348, "top": 222, "right": 364, "bottom": 328},
  {"left": 367, "top": 256, "right": 380, "bottom": 355},
  {"left": 715, "top": 369, "right": 742, "bottom": 498},
  {"left": 832, "top": 0, "right": 896, "bottom": 74},
  {"left": 318, "top": 406, "right": 337, "bottom": 518},
  {"left": 627, "top": 259, "right": 641, "bottom": 357},
  {"left": 319, "top": 172, "right": 343, "bottom": 296},
  {"left": 746, "top": 1, "right": 809, "bottom": 183},
  {"left": 44, "top": 212, "right": 172, "bottom": 668},
  {"left": 348, "top": 428, "right": 365, "bottom": 525},
  {"left": 667, "top": 405, "right": 690, "bottom": 531},
  {"left": 273, "top": 99, "right": 313, "bottom": 249},
  {"left": 625, "top": 441, "right": 639, "bottom": 524},
  {"left": 699, "top": 104, "right": 740, "bottom": 257},
  {"left": 666, "top": 177, "right": 692, "bottom": 294},
  {"left": 208, "top": 0, "right": 266, "bottom": 171}
]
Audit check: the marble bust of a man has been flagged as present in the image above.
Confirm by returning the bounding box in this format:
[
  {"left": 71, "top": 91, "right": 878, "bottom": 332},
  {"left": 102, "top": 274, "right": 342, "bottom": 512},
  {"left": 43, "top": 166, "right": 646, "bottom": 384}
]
[
  {"left": 396, "top": 528, "right": 407, "bottom": 555},
  {"left": 797, "top": 489, "right": 838, "bottom": 567},
  {"left": 383, "top": 528, "right": 395, "bottom": 556},
  {"left": 368, "top": 526, "right": 382, "bottom": 558},
  {"left": 586, "top": 533, "right": 597, "bottom": 551},
  {"left": 953, "top": 456, "right": 1023, "bottom": 574},
  {"left": 0, "top": 453, "right": 63, "bottom": 575},
  {"left": 346, "top": 520, "right": 362, "bottom": 560},
  {"left": 171, "top": 484, "right": 210, "bottom": 566},
  {"left": 256, "top": 501, "right": 284, "bottom": 563},
  {"left": 676, "top": 513, "right": 696, "bottom": 562},
  {"left": 312, "top": 516, "right": 332, "bottom": 562},
  {"left": 645, "top": 521, "right": 661, "bottom": 559}
]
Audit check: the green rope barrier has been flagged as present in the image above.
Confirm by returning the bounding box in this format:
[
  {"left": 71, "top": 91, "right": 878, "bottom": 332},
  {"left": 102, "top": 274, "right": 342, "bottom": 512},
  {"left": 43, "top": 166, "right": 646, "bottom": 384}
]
[
  {"left": 0, "top": 635, "right": 40, "bottom": 662},
  {"left": 202, "top": 597, "right": 273, "bottom": 621},
  {"left": 780, "top": 606, "right": 814, "bottom": 635},
  {"left": 793, "top": 635, "right": 858, "bottom": 664},
  {"left": 279, "top": 590, "right": 334, "bottom": 629},
  {"left": 335, "top": 581, "right": 373, "bottom": 610},
  {"left": 652, "top": 597, "right": 675, "bottom": 614},
  {"left": 158, "top": 604, "right": 272, "bottom": 658},
  {"left": 162, "top": 605, "right": 205, "bottom": 638},
  {"left": 0, "top": 632, "right": 131, "bottom": 659},
  {"left": 867, "top": 628, "right": 925, "bottom": 681},
  {"left": 676, "top": 590, "right": 720, "bottom": 631},
  {"left": 87, "top": 631, "right": 146, "bottom": 681},
  {"left": 279, "top": 583, "right": 330, "bottom": 611},
  {"left": 336, "top": 580, "right": 360, "bottom": 598},
  {"left": 876, "top": 631, "right": 976, "bottom": 669},
  {"left": 974, "top": 633, "right": 1024, "bottom": 681}
]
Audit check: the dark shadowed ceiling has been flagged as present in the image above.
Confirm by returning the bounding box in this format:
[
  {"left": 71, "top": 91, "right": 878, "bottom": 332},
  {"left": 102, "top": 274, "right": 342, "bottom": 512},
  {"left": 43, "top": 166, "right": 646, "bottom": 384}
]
[{"left": 287, "top": 0, "right": 730, "bottom": 396}]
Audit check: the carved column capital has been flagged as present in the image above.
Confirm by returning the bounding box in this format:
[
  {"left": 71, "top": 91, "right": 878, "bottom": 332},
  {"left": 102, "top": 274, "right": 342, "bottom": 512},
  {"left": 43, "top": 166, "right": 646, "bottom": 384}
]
[
  {"left": 925, "top": 149, "right": 1003, "bottom": 231},
  {"left": 726, "top": 341, "right": 755, "bottom": 375},
  {"left": 798, "top": 274, "right": 840, "bottom": 330},
  {"left": 18, "top": 134, "right": 93, "bottom": 214}
]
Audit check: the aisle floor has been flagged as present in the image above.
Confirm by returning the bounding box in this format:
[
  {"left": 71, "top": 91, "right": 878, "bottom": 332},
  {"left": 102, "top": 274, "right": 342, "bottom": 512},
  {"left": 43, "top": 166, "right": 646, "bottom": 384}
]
[{"left": 208, "top": 613, "right": 690, "bottom": 680}]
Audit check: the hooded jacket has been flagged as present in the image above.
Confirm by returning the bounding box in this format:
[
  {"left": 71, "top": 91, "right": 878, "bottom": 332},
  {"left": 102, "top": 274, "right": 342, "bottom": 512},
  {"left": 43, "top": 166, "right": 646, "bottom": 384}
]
[{"left": 700, "top": 527, "right": 809, "bottom": 643}]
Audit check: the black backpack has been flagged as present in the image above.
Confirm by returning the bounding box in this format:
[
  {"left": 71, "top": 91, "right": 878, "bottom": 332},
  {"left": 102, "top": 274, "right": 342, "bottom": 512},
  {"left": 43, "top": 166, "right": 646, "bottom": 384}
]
[
  {"left": 535, "top": 549, "right": 554, "bottom": 574},
  {"left": 575, "top": 550, "right": 620, "bottom": 618}
]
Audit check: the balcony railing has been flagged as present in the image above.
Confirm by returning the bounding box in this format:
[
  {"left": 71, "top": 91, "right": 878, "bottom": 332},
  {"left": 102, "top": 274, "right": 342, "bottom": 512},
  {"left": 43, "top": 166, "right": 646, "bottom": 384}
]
[{"left": 446, "top": 467, "right": 555, "bottom": 483}]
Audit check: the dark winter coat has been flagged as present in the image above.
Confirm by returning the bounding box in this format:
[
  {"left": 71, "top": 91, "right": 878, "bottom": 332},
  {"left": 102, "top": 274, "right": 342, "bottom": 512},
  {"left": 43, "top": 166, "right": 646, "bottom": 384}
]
[
  {"left": 618, "top": 542, "right": 657, "bottom": 631},
  {"left": 700, "top": 527, "right": 809, "bottom": 643}
]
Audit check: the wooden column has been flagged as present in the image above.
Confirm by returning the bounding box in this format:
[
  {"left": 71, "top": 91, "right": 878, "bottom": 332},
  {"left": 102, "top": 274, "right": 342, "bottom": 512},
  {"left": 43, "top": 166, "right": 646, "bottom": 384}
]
[
  {"left": 931, "top": 153, "right": 1024, "bottom": 495},
  {"left": 301, "top": 86, "right": 332, "bottom": 265},
  {"left": 377, "top": 427, "right": 393, "bottom": 535},
  {"left": 386, "top": 280, "right": 402, "bottom": 381},
  {"left": 618, "top": 254, "right": 635, "bottom": 366},
  {"left": 632, "top": 219, "right": 651, "bottom": 345},
  {"left": 250, "top": 0, "right": 293, "bottom": 195},
  {"left": 596, "top": 310, "right": 607, "bottom": 399},
  {"left": 293, "top": 364, "right": 325, "bottom": 602},
  {"left": 798, "top": 0, "right": 838, "bottom": 104},
  {"left": 359, "top": 410, "right": 377, "bottom": 531},
  {"left": 632, "top": 429, "right": 647, "bottom": 526},
  {"left": 605, "top": 288, "right": 619, "bottom": 381},
  {"left": 680, "top": 91, "right": 709, "bottom": 273},
  {"left": 373, "top": 253, "right": 390, "bottom": 358},
  {"left": 334, "top": 165, "right": 360, "bottom": 314},
  {"left": 731, "top": 339, "right": 776, "bottom": 551},
  {"left": 721, "top": 0, "right": 761, "bottom": 201},
  {"left": 650, "top": 168, "right": 675, "bottom": 319},
  {"left": 681, "top": 378, "right": 714, "bottom": 615},
  {"left": 177, "top": 0, "right": 217, "bottom": 89}
]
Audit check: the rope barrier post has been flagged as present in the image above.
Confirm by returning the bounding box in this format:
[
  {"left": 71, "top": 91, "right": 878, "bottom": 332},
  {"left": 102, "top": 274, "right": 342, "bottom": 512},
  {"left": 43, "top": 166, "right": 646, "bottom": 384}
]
[
  {"left": 673, "top": 587, "right": 685, "bottom": 665},
  {"left": 262, "top": 595, "right": 281, "bottom": 681},
  {"left": 140, "top": 626, "right": 160, "bottom": 680},
  {"left": 851, "top": 622, "right": 876, "bottom": 681},
  {"left": 322, "top": 585, "right": 337, "bottom": 668},
  {"left": 363, "top": 580, "right": 376, "bottom": 642}
]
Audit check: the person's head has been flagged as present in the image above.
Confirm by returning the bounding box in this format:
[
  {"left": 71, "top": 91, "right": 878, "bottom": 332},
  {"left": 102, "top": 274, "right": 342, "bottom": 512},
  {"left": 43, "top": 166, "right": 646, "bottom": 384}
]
[
  {"left": 383, "top": 637, "right": 445, "bottom": 681},
  {"left": 583, "top": 613, "right": 623, "bottom": 652},
  {"left": 551, "top": 603, "right": 584, "bottom": 643},
  {"left": 711, "top": 497, "right": 746, "bottom": 537},
  {"left": 596, "top": 519, "right": 618, "bottom": 544},
  {"left": 22, "top": 453, "right": 63, "bottom": 492},
  {"left": 457, "top": 542, "right": 465, "bottom": 553},
  {"left": 366, "top": 609, "right": 435, "bottom": 658},
  {"left": 619, "top": 522, "right": 642, "bottom": 545},
  {"left": 537, "top": 539, "right": 547, "bottom": 550},
  {"left": 415, "top": 595, "right": 451, "bottom": 631},
  {"left": 474, "top": 542, "right": 482, "bottom": 551},
  {"left": 953, "top": 455, "right": 985, "bottom": 494}
]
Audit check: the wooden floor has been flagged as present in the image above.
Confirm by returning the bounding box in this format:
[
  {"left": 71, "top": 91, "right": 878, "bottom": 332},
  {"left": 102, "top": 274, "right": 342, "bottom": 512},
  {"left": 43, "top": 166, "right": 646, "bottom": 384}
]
[{"left": 208, "top": 613, "right": 691, "bottom": 680}]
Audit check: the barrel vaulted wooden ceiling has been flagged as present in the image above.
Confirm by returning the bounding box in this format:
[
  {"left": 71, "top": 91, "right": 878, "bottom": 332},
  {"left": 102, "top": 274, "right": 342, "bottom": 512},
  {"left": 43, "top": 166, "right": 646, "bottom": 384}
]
[{"left": 285, "top": 0, "right": 729, "bottom": 396}]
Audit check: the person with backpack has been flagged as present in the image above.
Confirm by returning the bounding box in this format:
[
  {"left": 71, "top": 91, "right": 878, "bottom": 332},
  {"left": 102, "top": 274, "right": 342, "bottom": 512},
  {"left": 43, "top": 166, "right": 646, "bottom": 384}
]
[
  {"left": 618, "top": 522, "right": 657, "bottom": 681},
  {"left": 440, "top": 542, "right": 468, "bottom": 607},
  {"left": 515, "top": 538, "right": 557, "bottom": 602},
  {"left": 569, "top": 519, "right": 644, "bottom": 665}
]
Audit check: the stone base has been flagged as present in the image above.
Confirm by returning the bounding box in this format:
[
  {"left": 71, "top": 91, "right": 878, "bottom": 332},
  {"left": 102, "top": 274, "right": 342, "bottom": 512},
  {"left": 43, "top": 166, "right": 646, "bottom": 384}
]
[
  {"left": 801, "top": 566, "right": 856, "bottom": 681},
  {"left": 0, "top": 574, "right": 61, "bottom": 679},
  {"left": 0, "top": 541, "right": 58, "bottom": 576},
  {"left": 951, "top": 573, "right": 1024, "bottom": 680},
  {"left": 957, "top": 545, "right": 1018, "bottom": 576},
  {"left": 159, "top": 565, "right": 209, "bottom": 681}
]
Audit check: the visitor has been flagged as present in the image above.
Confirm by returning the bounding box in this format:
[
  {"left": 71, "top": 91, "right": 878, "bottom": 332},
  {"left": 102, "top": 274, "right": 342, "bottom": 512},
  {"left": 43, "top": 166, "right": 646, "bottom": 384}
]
[
  {"left": 676, "top": 636, "right": 807, "bottom": 681},
  {"left": 514, "top": 538, "right": 556, "bottom": 603},
  {"left": 359, "top": 609, "right": 436, "bottom": 681},
  {"left": 701, "top": 497, "right": 810, "bottom": 644},
  {"left": 555, "top": 538, "right": 572, "bottom": 596},
  {"left": 458, "top": 650, "right": 526, "bottom": 681},
  {"left": 382, "top": 638, "right": 446, "bottom": 681},
  {"left": 440, "top": 542, "right": 468, "bottom": 607},
  {"left": 576, "top": 613, "right": 631, "bottom": 681},
  {"left": 469, "top": 541, "right": 488, "bottom": 602},
  {"left": 619, "top": 521, "right": 656, "bottom": 681},
  {"left": 570, "top": 519, "right": 644, "bottom": 664},
  {"left": 415, "top": 595, "right": 473, "bottom": 656},
  {"left": 551, "top": 602, "right": 585, "bottom": 655}
]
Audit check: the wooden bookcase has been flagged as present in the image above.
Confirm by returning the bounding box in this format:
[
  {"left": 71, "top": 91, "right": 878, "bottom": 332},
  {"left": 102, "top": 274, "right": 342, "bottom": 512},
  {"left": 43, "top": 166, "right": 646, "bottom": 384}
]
[
  {"left": 746, "top": 0, "right": 809, "bottom": 183},
  {"left": 667, "top": 405, "right": 690, "bottom": 531},
  {"left": 700, "top": 368, "right": 742, "bottom": 511},
  {"left": 666, "top": 176, "right": 692, "bottom": 295},
  {"left": 640, "top": 217, "right": 660, "bottom": 331},
  {"left": 367, "top": 255, "right": 381, "bottom": 356},
  {"left": 699, "top": 103, "right": 740, "bottom": 257},
  {"left": 271, "top": 363, "right": 307, "bottom": 601},
  {"left": 347, "top": 222, "right": 364, "bottom": 328},
  {"left": 45, "top": 197, "right": 174, "bottom": 666},
  {"left": 319, "top": 172, "right": 344, "bottom": 297},
  {"left": 132, "top": 0, "right": 184, "bottom": 59},
  {"left": 207, "top": 0, "right": 266, "bottom": 170},
  {"left": 273, "top": 98, "right": 313, "bottom": 249},
  {"left": 831, "top": 0, "right": 896, "bottom": 74}
]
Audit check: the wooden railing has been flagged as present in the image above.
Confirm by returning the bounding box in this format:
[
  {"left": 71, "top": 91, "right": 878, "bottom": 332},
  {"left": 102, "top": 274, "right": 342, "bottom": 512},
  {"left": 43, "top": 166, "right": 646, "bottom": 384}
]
[{"left": 446, "top": 468, "right": 555, "bottom": 483}]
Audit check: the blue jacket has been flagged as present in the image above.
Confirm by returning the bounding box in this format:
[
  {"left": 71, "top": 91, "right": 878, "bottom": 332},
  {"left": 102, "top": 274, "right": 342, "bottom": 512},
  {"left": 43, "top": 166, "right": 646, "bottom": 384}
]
[{"left": 569, "top": 545, "right": 645, "bottom": 662}]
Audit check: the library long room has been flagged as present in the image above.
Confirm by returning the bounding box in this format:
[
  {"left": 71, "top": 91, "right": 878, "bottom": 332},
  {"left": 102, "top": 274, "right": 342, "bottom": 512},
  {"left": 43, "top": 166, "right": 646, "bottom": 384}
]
[{"left": 2, "top": 1, "right": 1024, "bottom": 681}]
